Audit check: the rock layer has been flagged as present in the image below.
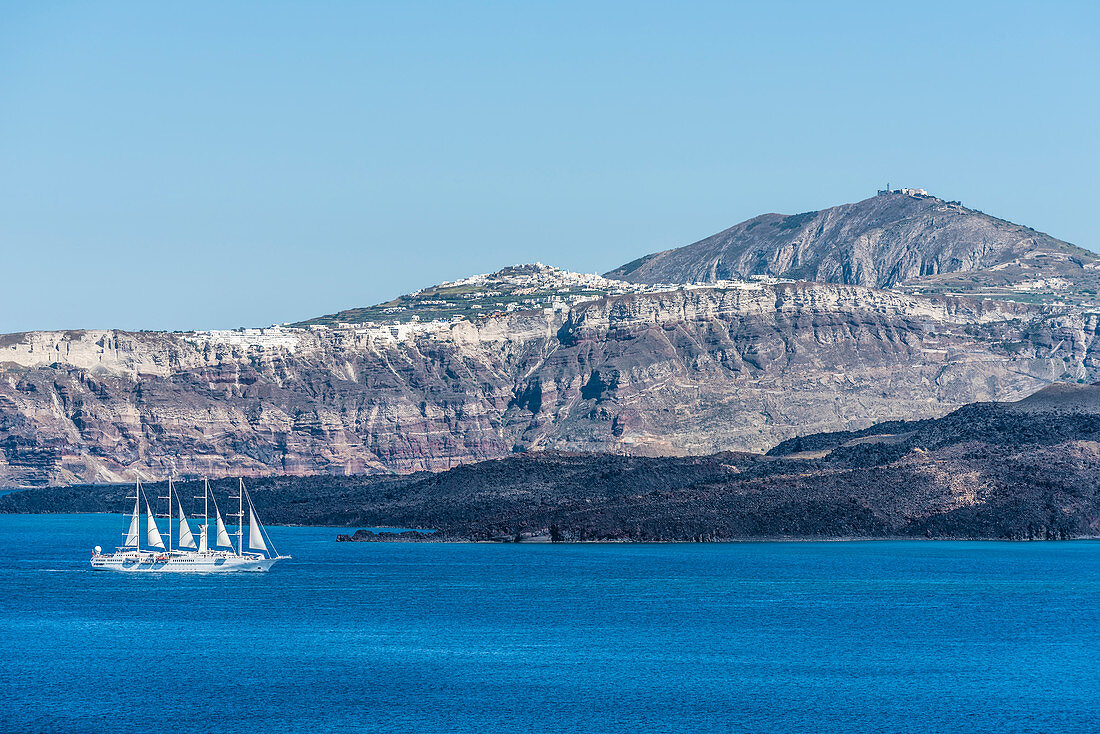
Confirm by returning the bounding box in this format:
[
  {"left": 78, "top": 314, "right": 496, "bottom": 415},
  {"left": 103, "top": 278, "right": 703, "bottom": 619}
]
[
  {"left": 8, "top": 385, "right": 1100, "bottom": 541},
  {"left": 1, "top": 282, "right": 1096, "bottom": 486}
]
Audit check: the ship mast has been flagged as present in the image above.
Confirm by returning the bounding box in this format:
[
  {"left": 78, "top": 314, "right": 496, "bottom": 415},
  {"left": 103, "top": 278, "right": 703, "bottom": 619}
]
[
  {"left": 238, "top": 478, "right": 244, "bottom": 556},
  {"left": 195, "top": 477, "right": 210, "bottom": 554},
  {"left": 158, "top": 477, "right": 174, "bottom": 553},
  {"left": 135, "top": 479, "right": 141, "bottom": 554},
  {"left": 196, "top": 478, "right": 209, "bottom": 534},
  {"left": 231, "top": 478, "right": 244, "bottom": 556}
]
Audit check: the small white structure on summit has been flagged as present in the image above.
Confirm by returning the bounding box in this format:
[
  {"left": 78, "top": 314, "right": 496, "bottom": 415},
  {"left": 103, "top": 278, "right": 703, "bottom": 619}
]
[{"left": 878, "top": 184, "right": 928, "bottom": 196}]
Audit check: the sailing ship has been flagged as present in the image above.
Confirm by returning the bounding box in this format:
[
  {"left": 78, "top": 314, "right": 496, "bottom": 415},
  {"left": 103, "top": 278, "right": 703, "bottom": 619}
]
[{"left": 90, "top": 477, "right": 289, "bottom": 572}]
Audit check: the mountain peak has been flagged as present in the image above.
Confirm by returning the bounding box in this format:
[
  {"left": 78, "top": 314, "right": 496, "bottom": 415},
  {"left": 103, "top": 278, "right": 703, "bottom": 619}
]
[{"left": 606, "top": 190, "right": 1097, "bottom": 305}]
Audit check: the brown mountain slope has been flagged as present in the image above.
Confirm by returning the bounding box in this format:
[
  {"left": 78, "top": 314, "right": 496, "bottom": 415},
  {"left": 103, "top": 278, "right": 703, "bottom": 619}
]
[{"left": 606, "top": 191, "right": 1098, "bottom": 304}]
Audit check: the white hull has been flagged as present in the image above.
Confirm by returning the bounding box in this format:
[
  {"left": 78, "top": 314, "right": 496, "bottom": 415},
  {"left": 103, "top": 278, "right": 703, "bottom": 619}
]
[
  {"left": 93, "top": 477, "right": 287, "bottom": 572},
  {"left": 91, "top": 549, "right": 284, "bottom": 573}
]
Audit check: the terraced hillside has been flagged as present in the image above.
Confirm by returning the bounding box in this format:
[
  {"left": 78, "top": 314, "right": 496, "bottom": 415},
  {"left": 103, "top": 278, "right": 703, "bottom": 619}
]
[{"left": 295, "top": 264, "right": 667, "bottom": 326}]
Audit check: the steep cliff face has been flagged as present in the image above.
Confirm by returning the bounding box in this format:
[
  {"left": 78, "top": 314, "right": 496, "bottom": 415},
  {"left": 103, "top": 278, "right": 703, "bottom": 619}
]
[
  {"left": 0, "top": 314, "right": 561, "bottom": 486},
  {"left": 506, "top": 284, "right": 1091, "bottom": 456},
  {"left": 1, "top": 283, "right": 1096, "bottom": 486},
  {"left": 606, "top": 192, "right": 1097, "bottom": 297},
  {"left": 12, "top": 385, "right": 1100, "bottom": 541}
]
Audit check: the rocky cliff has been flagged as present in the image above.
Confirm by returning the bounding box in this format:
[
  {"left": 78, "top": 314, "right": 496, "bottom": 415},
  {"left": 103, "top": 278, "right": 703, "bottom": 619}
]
[
  {"left": 2, "top": 281, "right": 1097, "bottom": 486},
  {"left": 337, "top": 383, "right": 1100, "bottom": 541},
  {"left": 606, "top": 191, "right": 1099, "bottom": 304},
  {"left": 9, "top": 384, "right": 1100, "bottom": 541}
]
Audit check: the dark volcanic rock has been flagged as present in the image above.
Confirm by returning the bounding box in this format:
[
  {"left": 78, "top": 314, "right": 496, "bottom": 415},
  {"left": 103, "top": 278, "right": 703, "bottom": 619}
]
[
  {"left": 7, "top": 384, "right": 1100, "bottom": 541},
  {"left": 337, "top": 529, "right": 436, "bottom": 542},
  {"left": 2, "top": 281, "right": 1099, "bottom": 487},
  {"left": 5, "top": 192, "right": 1100, "bottom": 488}
]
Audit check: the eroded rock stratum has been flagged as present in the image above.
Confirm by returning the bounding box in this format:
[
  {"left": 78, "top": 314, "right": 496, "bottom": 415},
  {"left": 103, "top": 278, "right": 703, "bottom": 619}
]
[{"left": 1, "top": 281, "right": 1095, "bottom": 486}]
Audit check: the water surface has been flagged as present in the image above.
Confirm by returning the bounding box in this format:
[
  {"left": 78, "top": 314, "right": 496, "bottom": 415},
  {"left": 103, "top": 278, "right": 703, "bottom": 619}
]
[{"left": 1, "top": 514, "right": 1097, "bottom": 733}]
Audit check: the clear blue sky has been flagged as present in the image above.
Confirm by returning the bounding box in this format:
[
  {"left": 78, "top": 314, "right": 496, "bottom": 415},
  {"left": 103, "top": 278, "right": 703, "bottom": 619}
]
[{"left": 2, "top": 1, "right": 1097, "bottom": 332}]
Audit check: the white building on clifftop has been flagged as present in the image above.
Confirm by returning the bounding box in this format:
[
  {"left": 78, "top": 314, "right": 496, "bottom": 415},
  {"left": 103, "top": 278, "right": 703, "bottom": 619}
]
[{"left": 877, "top": 184, "right": 928, "bottom": 196}]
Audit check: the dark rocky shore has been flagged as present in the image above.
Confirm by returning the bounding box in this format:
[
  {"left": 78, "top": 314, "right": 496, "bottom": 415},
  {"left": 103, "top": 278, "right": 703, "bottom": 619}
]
[
  {"left": 336, "top": 529, "right": 437, "bottom": 542},
  {"left": 4, "top": 384, "right": 1100, "bottom": 542}
]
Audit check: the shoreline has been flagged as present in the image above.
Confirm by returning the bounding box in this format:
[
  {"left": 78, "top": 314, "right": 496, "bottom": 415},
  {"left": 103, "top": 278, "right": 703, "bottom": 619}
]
[{"left": 6, "top": 511, "right": 1096, "bottom": 544}]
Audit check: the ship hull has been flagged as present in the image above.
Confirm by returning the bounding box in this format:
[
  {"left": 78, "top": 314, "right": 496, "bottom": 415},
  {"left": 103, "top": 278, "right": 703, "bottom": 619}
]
[{"left": 91, "top": 551, "right": 283, "bottom": 573}]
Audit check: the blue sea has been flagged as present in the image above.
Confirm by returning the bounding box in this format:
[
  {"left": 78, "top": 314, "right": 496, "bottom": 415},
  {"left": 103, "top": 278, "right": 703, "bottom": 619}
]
[{"left": 1, "top": 514, "right": 1098, "bottom": 733}]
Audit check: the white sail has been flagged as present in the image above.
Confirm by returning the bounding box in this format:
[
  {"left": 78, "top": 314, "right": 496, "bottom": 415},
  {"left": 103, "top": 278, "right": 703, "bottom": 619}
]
[
  {"left": 214, "top": 508, "right": 233, "bottom": 548},
  {"left": 248, "top": 506, "right": 268, "bottom": 552},
  {"left": 177, "top": 502, "right": 196, "bottom": 549},
  {"left": 124, "top": 494, "right": 140, "bottom": 547},
  {"left": 92, "top": 477, "right": 290, "bottom": 572},
  {"left": 145, "top": 503, "right": 165, "bottom": 549}
]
